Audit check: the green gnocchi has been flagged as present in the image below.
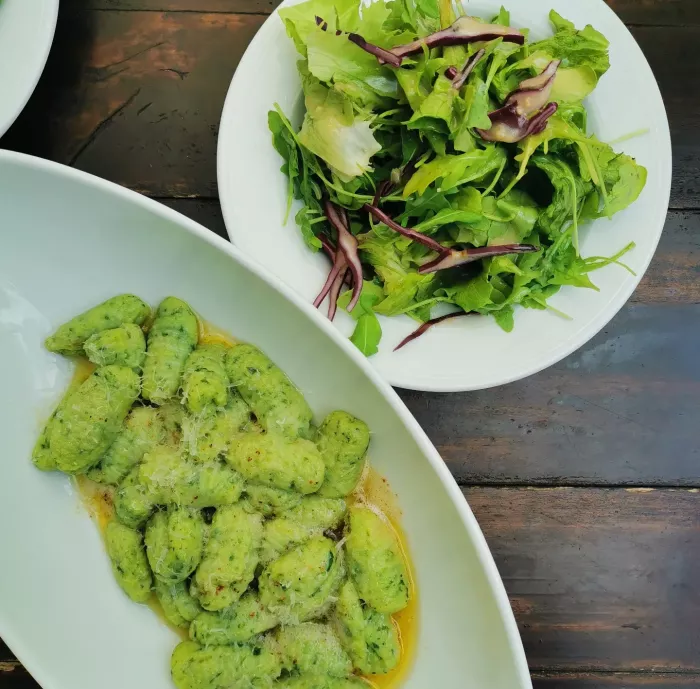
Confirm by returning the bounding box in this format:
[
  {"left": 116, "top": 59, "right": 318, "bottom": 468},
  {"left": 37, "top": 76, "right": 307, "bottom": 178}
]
[{"left": 34, "top": 295, "right": 414, "bottom": 689}]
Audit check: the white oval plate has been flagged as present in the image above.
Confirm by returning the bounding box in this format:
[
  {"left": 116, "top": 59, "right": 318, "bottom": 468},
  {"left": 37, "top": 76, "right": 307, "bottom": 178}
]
[
  {"left": 0, "top": 150, "right": 530, "bottom": 689},
  {"left": 0, "top": 0, "right": 58, "bottom": 137},
  {"left": 218, "top": 0, "right": 672, "bottom": 392}
]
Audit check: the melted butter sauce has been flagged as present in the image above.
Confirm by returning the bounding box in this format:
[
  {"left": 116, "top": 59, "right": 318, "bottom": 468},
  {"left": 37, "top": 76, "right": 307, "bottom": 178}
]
[
  {"left": 74, "top": 320, "right": 417, "bottom": 686},
  {"left": 351, "top": 468, "right": 418, "bottom": 689}
]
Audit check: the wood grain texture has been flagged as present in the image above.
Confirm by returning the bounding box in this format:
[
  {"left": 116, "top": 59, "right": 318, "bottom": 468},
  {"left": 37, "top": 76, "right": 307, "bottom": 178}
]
[
  {"left": 465, "top": 488, "right": 700, "bottom": 671},
  {"left": 2, "top": 9, "right": 266, "bottom": 198},
  {"left": 400, "top": 301, "right": 700, "bottom": 486},
  {"left": 2, "top": 10, "right": 696, "bottom": 208},
  {"left": 532, "top": 672, "right": 700, "bottom": 689},
  {"left": 70, "top": 0, "right": 700, "bottom": 27},
  {"left": 1, "top": 668, "right": 699, "bottom": 689}
]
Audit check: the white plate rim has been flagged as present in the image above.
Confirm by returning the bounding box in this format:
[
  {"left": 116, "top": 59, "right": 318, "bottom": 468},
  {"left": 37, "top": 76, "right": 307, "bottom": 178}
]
[
  {"left": 0, "top": 148, "right": 533, "bottom": 689},
  {"left": 217, "top": 0, "right": 672, "bottom": 393},
  {"left": 0, "top": 0, "right": 59, "bottom": 138}
]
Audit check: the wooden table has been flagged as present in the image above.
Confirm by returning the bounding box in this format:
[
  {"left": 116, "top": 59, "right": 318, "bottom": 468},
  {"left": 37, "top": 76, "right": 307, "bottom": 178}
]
[{"left": 2, "top": 1, "right": 698, "bottom": 687}]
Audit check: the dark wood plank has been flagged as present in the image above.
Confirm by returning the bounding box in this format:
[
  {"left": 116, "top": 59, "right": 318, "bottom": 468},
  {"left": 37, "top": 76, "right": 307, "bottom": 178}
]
[
  {"left": 608, "top": 0, "right": 700, "bottom": 26},
  {"left": 466, "top": 487, "right": 700, "bottom": 671},
  {"left": 157, "top": 198, "right": 228, "bottom": 238},
  {"left": 73, "top": 0, "right": 700, "bottom": 28},
  {"left": 0, "top": 663, "right": 37, "bottom": 689},
  {"left": 1, "top": 9, "right": 266, "bottom": 199},
  {"left": 627, "top": 27, "right": 700, "bottom": 210},
  {"left": 401, "top": 306, "right": 700, "bottom": 487},
  {"left": 533, "top": 672, "right": 700, "bottom": 689},
  {"left": 2, "top": 12, "right": 697, "bottom": 209}
]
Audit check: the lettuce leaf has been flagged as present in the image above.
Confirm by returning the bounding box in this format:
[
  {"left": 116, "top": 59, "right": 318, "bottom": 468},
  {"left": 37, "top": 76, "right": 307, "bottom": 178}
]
[{"left": 298, "top": 77, "right": 381, "bottom": 179}]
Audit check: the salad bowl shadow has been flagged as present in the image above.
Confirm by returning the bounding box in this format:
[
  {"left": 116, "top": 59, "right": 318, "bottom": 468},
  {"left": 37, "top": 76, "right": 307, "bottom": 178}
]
[{"left": 0, "top": 151, "right": 530, "bottom": 689}]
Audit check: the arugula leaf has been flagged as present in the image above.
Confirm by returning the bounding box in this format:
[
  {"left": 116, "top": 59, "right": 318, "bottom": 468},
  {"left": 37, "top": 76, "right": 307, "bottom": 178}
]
[
  {"left": 350, "top": 313, "right": 383, "bottom": 356},
  {"left": 337, "top": 280, "right": 384, "bottom": 356},
  {"left": 403, "top": 146, "right": 506, "bottom": 196},
  {"left": 530, "top": 10, "right": 610, "bottom": 78},
  {"left": 491, "top": 7, "right": 510, "bottom": 26},
  {"left": 530, "top": 154, "right": 593, "bottom": 237},
  {"left": 408, "top": 75, "right": 465, "bottom": 134},
  {"left": 268, "top": 108, "right": 324, "bottom": 250},
  {"left": 359, "top": 230, "right": 436, "bottom": 317}
]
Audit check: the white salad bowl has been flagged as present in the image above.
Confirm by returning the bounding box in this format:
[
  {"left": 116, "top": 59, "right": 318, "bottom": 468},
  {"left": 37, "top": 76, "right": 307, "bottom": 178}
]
[
  {"left": 0, "top": 0, "right": 58, "bottom": 137},
  {"left": 0, "top": 151, "right": 530, "bottom": 689},
  {"left": 218, "top": 0, "right": 672, "bottom": 392}
]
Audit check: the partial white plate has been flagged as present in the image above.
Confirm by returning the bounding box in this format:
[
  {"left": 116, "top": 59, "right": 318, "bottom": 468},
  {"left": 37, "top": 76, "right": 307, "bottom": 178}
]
[
  {"left": 0, "top": 0, "right": 58, "bottom": 137},
  {"left": 218, "top": 0, "right": 672, "bottom": 392},
  {"left": 0, "top": 151, "right": 530, "bottom": 689}
]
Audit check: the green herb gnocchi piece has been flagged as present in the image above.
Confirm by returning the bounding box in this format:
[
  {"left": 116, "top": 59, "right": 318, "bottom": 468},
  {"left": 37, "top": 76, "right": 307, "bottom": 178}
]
[
  {"left": 104, "top": 520, "right": 153, "bottom": 603},
  {"left": 226, "top": 433, "right": 325, "bottom": 495},
  {"left": 83, "top": 323, "right": 146, "bottom": 369},
  {"left": 225, "top": 344, "right": 313, "bottom": 439},
  {"left": 261, "top": 497, "right": 346, "bottom": 563},
  {"left": 145, "top": 508, "right": 205, "bottom": 584},
  {"left": 158, "top": 401, "right": 186, "bottom": 448},
  {"left": 190, "top": 591, "right": 278, "bottom": 645},
  {"left": 317, "top": 411, "right": 370, "bottom": 498},
  {"left": 241, "top": 483, "right": 302, "bottom": 517},
  {"left": 114, "top": 465, "right": 156, "bottom": 529},
  {"left": 88, "top": 406, "right": 162, "bottom": 485},
  {"left": 332, "top": 580, "right": 400, "bottom": 675},
  {"left": 171, "top": 640, "right": 281, "bottom": 689},
  {"left": 275, "top": 675, "right": 368, "bottom": 689},
  {"left": 156, "top": 580, "right": 203, "bottom": 629},
  {"left": 182, "top": 344, "right": 230, "bottom": 415},
  {"left": 45, "top": 294, "right": 150, "bottom": 356},
  {"left": 139, "top": 446, "right": 245, "bottom": 508},
  {"left": 142, "top": 297, "right": 198, "bottom": 404},
  {"left": 182, "top": 393, "right": 252, "bottom": 463},
  {"left": 32, "top": 365, "right": 140, "bottom": 474},
  {"left": 345, "top": 507, "right": 410, "bottom": 614},
  {"left": 259, "top": 536, "right": 344, "bottom": 624},
  {"left": 192, "top": 505, "right": 262, "bottom": 612},
  {"left": 276, "top": 622, "right": 352, "bottom": 678}
]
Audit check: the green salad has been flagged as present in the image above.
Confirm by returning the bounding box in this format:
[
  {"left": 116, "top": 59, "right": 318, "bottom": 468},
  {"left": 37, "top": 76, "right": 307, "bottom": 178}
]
[{"left": 268, "top": 0, "right": 647, "bottom": 355}]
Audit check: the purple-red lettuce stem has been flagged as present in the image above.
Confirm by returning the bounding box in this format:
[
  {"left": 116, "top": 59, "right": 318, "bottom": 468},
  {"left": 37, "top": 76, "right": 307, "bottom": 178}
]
[
  {"left": 388, "top": 17, "right": 524, "bottom": 63},
  {"left": 319, "top": 234, "right": 352, "bottom": 287},
  {"left": 506, "top": 60, "right": 560, "bottom": 116},
  {"left": 394, "top": 312, "right": 474, "bottom": 351},
  {"left": 418, "top": 244, "right": 539, "bottom": 274},
  {"left": 476, "top": 61, "right": 561, "bottom": 143},
  {"left": 323, "top": 201, "right": 363, "bottom": 312},
  {"left": 314, "top": 248, "right": 347, "bottom": 310},
  {"left": 327, "top": 267, "right": 349, "bottom": 320},
  {"left": 328, "top": 203, "right": 364, "bottom": 312},
  {"left": 315, "top": 15, "right": 342, "bottom": 36},
  {"left": 330, "top": 16, "right": 522, "bottom": 67},
  {"left": 363, "top": 204, "right": 446, "bottom": 254},
  {"left": 319, "top": 234, "right": 336, "bottom": 261},
  {"left": 445, "top": 66, "right": 458, "bottom": 80},
  {"left": 524, "top": 101, "right": 558, "bottom": 136},
  {"left": 452, "top": 48, "right": 486, "bottom": 90},
  {"left": 348, "top": 33, "right": 402, "bottom": 67},
  {"left": 372, "top": 179, "right": 396, "bottom": 207},
  {"left": 315, "top": 16, "right": 401, "bottom": 66},
  {"left": 477, "top": 101, "right": 558, "bottom": 143}
]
